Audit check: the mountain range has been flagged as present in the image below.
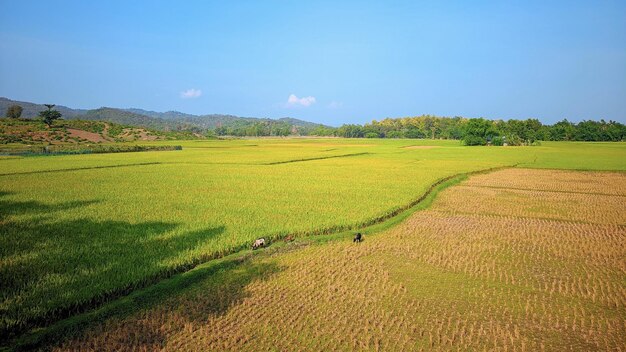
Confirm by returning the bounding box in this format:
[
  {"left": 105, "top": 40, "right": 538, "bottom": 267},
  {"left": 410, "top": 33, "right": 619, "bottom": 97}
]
[{"left": 0, "top": 97, "right": 329, "bottom": 133}]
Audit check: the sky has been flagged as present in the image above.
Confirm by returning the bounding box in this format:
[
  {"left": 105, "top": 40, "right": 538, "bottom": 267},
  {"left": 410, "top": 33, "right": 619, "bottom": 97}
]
[{"left": 0, "top": 0, "right": 625, "bottom": 126}]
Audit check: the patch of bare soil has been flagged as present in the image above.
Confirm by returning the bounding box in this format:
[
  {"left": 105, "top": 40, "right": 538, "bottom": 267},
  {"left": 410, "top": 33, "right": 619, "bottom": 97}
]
[
  {"left": 137, "top": 131, "right": 158, "bottom": 141},
  {"left": 67, "top": 129, "right": 107, "bottom": 143}
]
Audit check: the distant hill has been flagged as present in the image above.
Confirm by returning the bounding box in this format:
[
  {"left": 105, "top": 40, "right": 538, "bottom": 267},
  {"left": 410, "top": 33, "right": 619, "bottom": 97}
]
[
  {"left": 126, "top": 108, "right": 249, "bottom": 129},
  {"left": 0, "top": 97, "right": 86, "bottom": 119},
  {"left": 78, "top": 108, "right": 177, "bottom": 131},
  {"left": 125, "top": 108, "right": 214, "bottom": 121},
  {"left": 276, "top": 117, "right": 324, "bottom": 128},
  {"left": 0, "top": 97, "right": 332, "bottom": 135},
  {"left": 124, "top": 108, "right": 323, "bottom": 130}
]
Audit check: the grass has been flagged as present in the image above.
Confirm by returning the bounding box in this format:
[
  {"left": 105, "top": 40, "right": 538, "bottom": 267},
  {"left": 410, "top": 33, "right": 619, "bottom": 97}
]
[
  {"left": 1, "top": 138, "right": 625, "bottom": 343},
  {"left": 47, "top": 168, "right": 626, "bottom": 351}
]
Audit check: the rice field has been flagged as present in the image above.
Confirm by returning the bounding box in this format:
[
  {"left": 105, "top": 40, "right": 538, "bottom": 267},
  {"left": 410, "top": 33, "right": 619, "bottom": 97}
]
[
  {"left": 51, "top": 168, "right": 626, "bottom": 351},
  {"left": 1, "top": 138, "right": 625, "bottom": 345}
]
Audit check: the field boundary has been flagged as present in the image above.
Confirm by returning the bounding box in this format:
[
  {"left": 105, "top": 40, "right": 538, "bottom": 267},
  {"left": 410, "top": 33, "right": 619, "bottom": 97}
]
[
  {"left": 0, "top": 145, "right": 182, "bottom": 157},
  {"left": 0, "top": 162, "right": 163, "bottom": 177},
  {"left": 0, "top": 153, "right": 371, "bottom": 177},
  {"left": 264, "top": 152, "right": 370, "bottom": 165},
  {"left": 187, "top": 144, "right": 258, "bottom": 149},
  {"left": 3, "top": 164, "right": 516, "bottom": 350}
]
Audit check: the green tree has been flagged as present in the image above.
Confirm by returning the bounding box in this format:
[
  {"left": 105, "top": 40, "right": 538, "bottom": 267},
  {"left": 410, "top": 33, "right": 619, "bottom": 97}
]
[
  {"left": 423, "top": 116, "right": 440, "bottom": 139},
  {"left": 605, "top": 120, "right": 626, "bottom": 141},
  {"left": 214, "top": 126, "right": 228, "bottom": 136},
  {"left": 6, "top": 105, "right": 23, "bottom": 119},
  {"left": 39, "top": 104, "right": 62, "bottom": 127},
  {"left": 310, "top": 126, "right": 336, "bottom": 136},
  {"left": 549, "top": 119, "right": 576, "bottom": 141},
  {"left": 337, "top": 124, "right": 364, "bottom": 138},
  {"left": 524, "top": 118, "right": 543, "bottom": 144},
  {"left": 575, "top": 120, "right": 602, "bottom": 141},
  {"left": 462, "top": 118, "right": 498, "bottom": 146},
  {"left": 386, "top": 130, "right": 404, "bottom": 138},
  {"left": 405, "top": 127, "right": 424, "bottom": 139}
]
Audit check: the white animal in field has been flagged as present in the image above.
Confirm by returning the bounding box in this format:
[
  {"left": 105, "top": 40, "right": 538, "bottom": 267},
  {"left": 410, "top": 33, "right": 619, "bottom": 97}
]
[{"left": 252, "top": 238, "right": 266, "bottom": 250}]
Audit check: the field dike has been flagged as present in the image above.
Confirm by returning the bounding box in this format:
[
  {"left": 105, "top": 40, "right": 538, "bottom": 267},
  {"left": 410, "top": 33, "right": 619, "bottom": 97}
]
[
  {"left": 263, "top": 152, "right": 370, "bottom": 165},
  {"left": 0, "top": 153, "right": 370, "bottom": 178},
  {"left": 0, "top": 162, "right": 163, "bottom": 177},
  {"left": 5, "top": 164, "right": 516, "bottom": 351}
]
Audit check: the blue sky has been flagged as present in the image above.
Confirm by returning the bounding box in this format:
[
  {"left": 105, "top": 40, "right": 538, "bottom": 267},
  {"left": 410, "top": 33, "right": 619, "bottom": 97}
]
[{"left": 1, "top": 1, "right": 625, "bottom": 125}]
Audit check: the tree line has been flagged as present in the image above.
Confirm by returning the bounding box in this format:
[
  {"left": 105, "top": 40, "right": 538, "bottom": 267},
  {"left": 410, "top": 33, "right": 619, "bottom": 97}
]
[
  {"left": 214, "top": 120, "right": 327, "bottom": 137},
  {"left": 332, "top": 115, "right": 625, "bottom": 145},
  {"left": 218, "top": 114, "right": 625, "bottom": 144}
]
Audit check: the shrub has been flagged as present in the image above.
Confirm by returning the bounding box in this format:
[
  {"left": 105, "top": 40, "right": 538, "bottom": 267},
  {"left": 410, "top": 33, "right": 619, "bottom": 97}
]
[
  {"left": 492, "top": 136, "right": 504, "bottom": 146},
  {"left": 462, "top": 135, "right": 486, "bottom": 146},
  {"left": 386, "top": 131, "right": 404, "bottom": 139},
  {"left": 506, "top": 134, "right": 523, "bottom": 146}
]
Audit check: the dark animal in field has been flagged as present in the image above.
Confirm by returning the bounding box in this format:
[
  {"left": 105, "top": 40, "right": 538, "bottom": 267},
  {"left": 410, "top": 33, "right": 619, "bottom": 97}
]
[
  {"left": 353, "top": 233, "right": 363, "bottom": 243},
  {"left": 252, "top": 238, "right": 266, "bottom": 250}
]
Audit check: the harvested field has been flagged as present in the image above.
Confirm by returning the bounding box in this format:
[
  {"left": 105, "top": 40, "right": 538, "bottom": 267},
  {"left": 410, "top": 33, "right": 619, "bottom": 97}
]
[
  {"left": 434, "top": 186, "right": 626, "bottom": 225},
  {"left": 464, "top": 168, "right": 626, "bottom": 196},
  {"left": 54, "top": 168, "right": 626, "bottom": 351}
]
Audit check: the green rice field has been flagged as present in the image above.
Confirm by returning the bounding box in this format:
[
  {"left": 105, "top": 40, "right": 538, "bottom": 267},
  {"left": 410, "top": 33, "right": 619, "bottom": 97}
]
[{"left": 1, "top": 138, "right": 625, "bottom": 340}]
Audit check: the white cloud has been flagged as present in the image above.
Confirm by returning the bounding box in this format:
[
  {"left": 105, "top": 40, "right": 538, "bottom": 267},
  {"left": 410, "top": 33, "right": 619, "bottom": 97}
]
[
  {"left": 328, "top": 101, "right": 343, "bottom": 109},
  {"left": 286, "top": 94, "right": 316, "bottom": 107},
  {"left": 180, "top": 88, "right": 202, "bottom": 99}
]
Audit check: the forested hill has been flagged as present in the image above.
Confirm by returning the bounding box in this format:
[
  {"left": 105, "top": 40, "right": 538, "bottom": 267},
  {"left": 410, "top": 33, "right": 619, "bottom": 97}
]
[
  {"left": 124, "top": 108, "right": 243, "bottom": 128},
  {"left": 124, "top": 108, "right": 323, "bottom": 130},
  {"left": 0, "top": 97, "right": 330, "bottom": 135}
]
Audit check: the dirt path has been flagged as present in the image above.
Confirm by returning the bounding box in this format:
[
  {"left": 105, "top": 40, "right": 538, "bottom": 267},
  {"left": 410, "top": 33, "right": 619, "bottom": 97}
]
[
  {"left": 101, "top": 123, "right": 115, "bottom": 142},
  {"left": 55, "top": 169, "right": 626, "bottom": 351}
]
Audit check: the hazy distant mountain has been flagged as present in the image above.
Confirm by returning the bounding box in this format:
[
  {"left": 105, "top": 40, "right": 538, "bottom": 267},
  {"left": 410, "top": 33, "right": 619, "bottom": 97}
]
[
  {"left": 125, "top": 108, "right": 247, "bottom": 129},
  {"left": 276, "top": 117, "right": 325, "bottom": 128},
  {"left": 124, "top": 108, "right": 323, "bottom": 130},
  {"left": 0, "top": 97, "right": 86, "bottom": 119},
  {"left": 124, "top": 108, "right": 201, "bottom": 121},
  {"left": 78, "top": 108, "right": 177, "bottom": 130},
  {"left": 0, "top": 97, "right": 331, "bottom": 134}
]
